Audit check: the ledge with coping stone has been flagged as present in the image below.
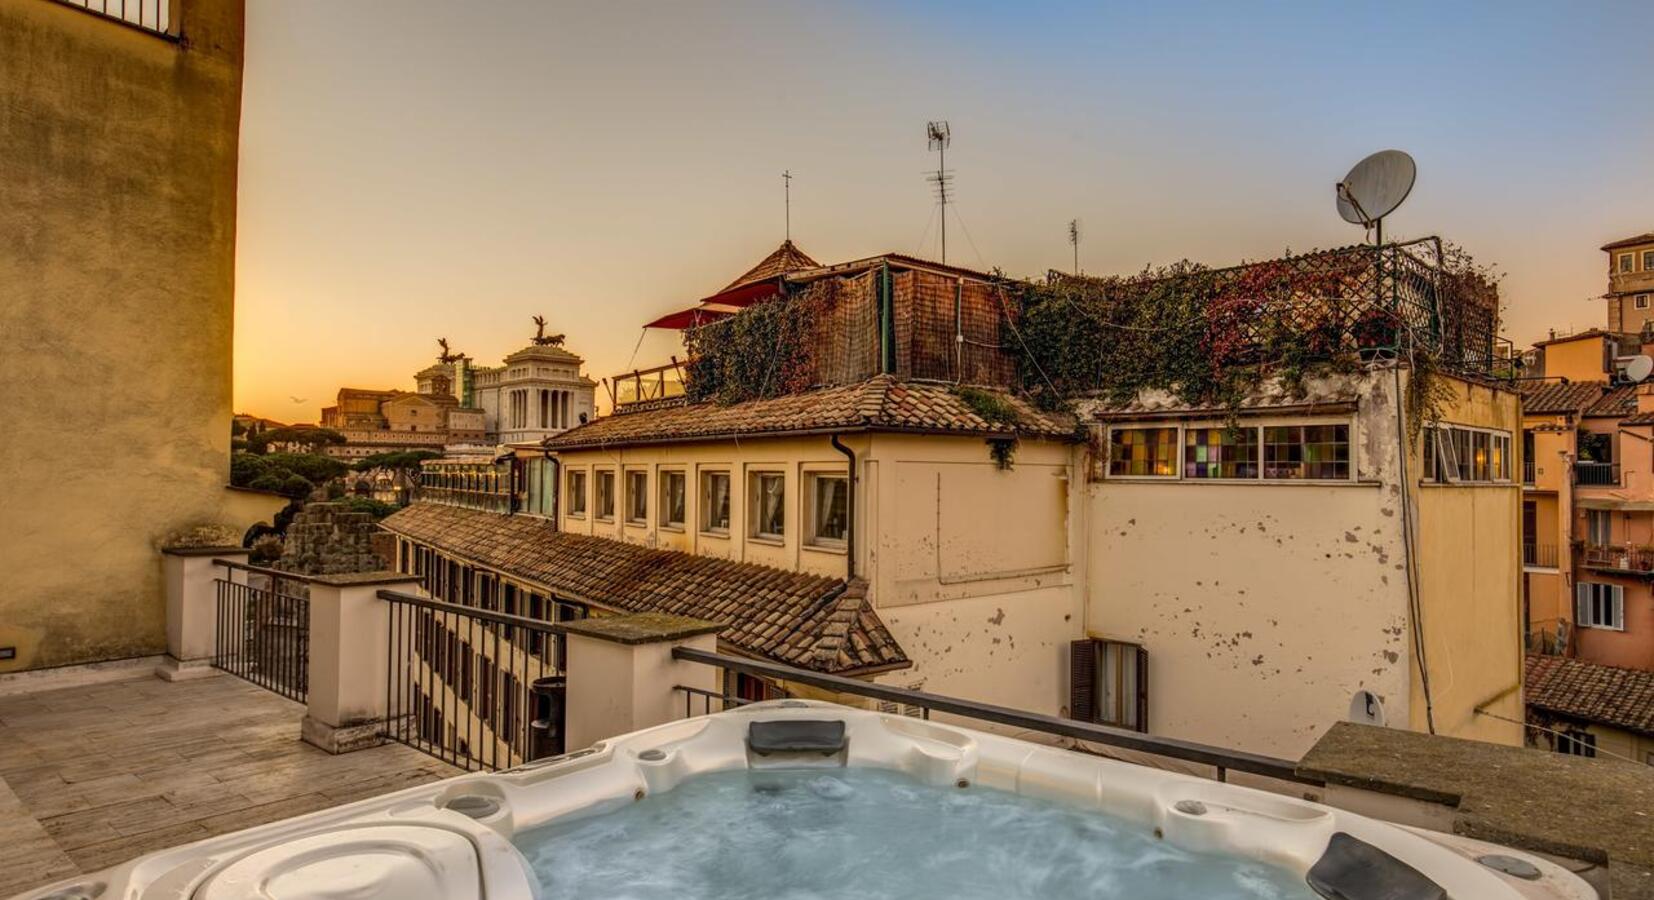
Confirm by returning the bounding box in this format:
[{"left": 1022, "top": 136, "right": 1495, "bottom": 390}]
[
  {"left": 309, "top": 570, "right": 422, "bottom": 587},
  {"left": 561, "top": 613, "right": 726, "bottom": 645},
  {"left": 159, "top": 544, "right": 249, "bottom": 557},
  {"left": 1298, "top": 722, "right": 1654, "bottom": 900}
]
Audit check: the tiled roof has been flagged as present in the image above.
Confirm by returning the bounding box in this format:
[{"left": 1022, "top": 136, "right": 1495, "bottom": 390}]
[
  {"left": 1623, "top": 411, "right": 1654, "bottom": 426},
  {"left": 1519, "top": 380, "right": 1609, "bottom": 415},
  {"left": 1525, "top": 655, "right": 1654, "bottom": 737},
  {"left": 1602, "top": 232, "right": 1654, "bottom": 252},
  {"left": 719, "top": 240, "right": 821, "bottom": 294},
  {"left": 381, "top": 503, "right": 909, "bottom": 675},
  {"left": 1586, "top": 384, "right": 1639, "bottom": 417},
  {"left": 545, "top": 376, "right": 1077, "bottom": 450}
]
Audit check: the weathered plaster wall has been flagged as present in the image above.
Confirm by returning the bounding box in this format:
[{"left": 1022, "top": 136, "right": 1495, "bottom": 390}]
[
  {"left": 1083, "top": 373, "right": 1414, "bottom": 759},
  {"left": 1412, "top": 377, "right": 1525, "bottom": 746},
  {"left": 0, "top": 0, "right": 258, "bottom": 672}
]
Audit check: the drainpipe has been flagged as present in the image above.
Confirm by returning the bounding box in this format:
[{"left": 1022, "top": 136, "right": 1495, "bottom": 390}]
[
  {"left": 830, "top": 434, "right": 857, "bottom": 580},
  {"left": 543, "top": 448, "right": 559, "bottom": 528},
  {"left": 879, "top": 261, "right": 895, "bottom": 375}
]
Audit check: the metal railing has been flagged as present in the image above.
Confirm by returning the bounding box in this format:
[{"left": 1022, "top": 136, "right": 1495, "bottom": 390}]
[
  {"left": 671, "top": 647, "right": 1319, "bottom": 787},
  {"left": 377, "top": 589, "right": 574, "bottom": 772},
  {"left": 609, "top": 360, "right": 686, "bottom": 408},
  {"left": 1522, "top": 543, "right": 1559, "bottom": 568},
  {"left": 212, "top": 560, "right": 311, "bottom": 703},
  {"left": 1522, "top": 458, "right": 1536, "bottom": 485},
  {"left": 1574, "top": 462, "right": 1620, "bottom": 486},
  {"left": 52, "top": 0, "right": 176, "bottom": 37},
  {"left": 1581, "top": 543, "right": 1654, "bottom": 574}
]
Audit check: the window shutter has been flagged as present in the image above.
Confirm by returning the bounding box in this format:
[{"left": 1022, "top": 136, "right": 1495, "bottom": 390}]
[
  {"left": 1134, "top": 646, "right": 1150, "bottom": 733},
  {"left": 1612, "top": 585, "right": 1625, "bottom": 630},
  {"left": 1069, "top": 640, "right": 1097, "bottom": 722},
  {"left": 1576, "top": 583, "right": 1590, "bottom": 625}
]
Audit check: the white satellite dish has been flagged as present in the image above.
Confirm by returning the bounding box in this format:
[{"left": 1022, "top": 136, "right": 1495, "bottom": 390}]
[
  {"left": 1615, "top": 355, "right": 1654, "bottom": 384},
  {"left": 1336, "top": 150, "right": 1417, "bottom": 242}
]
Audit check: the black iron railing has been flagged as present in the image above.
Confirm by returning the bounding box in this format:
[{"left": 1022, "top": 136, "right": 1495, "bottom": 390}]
[
  {"left": 1522, "top": 458, "right": 1536, "bottom": 485},
  {"left": 675, "top": 685, "right": 757, "bottom": 717},
  {"left": 377, "top": 589, "right": 574, "bottom": 772},
  {"left": 1582, "top": 543, "right": 1654, "bottom": 574},
  {"left": 1574, "top": 463, "right": 1620, "bottom": 486},
  {"left": 415, "top": 486, "right": 514, "bottom": 513},
  {"left": 671, "top": 647, "right": 1317, "bottom": 787},
  {"left": 212, "top": 560, "right": 310, "bottom": 703},
  {"left": 1522, "top": 543, "right": 1559, "bottom": 568}
]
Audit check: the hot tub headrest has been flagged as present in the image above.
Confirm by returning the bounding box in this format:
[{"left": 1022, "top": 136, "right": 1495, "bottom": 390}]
[
  {"left": 1306, "top": 832, "right": 1447, "bottom": 900},
  {"left": 747, "top": 720, "right": 847, "bottom": 756}
]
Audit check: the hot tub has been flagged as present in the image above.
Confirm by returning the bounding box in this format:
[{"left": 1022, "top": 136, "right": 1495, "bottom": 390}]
[{"left": 15, "top": 701, "right": 1593, "bottom": 899}]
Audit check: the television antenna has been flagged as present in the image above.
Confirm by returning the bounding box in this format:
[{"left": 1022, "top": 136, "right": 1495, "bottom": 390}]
[
  {"left": 1068, "top": 219, "right": 1081, "bottom": 274},
  {"left": 926, "top": 121, "right": 952, "bottom": 263},
  {"left": 1335, "top": 150, "right": 1416, "bottom": 245},
  {"left": 782, "top": 170, "right": 792, "bottom": 241}
]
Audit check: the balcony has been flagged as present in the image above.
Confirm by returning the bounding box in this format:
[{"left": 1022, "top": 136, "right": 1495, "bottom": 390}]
[
  {"left": 1522, "top": 458, "right": 1536, "bottom": 485},
  {"left": 1522, "top": 542, "right": 1559, "bottom": 569},
  {"left": 1581, "top": 543, "right": 1654, "bottom": 574},
  {"left": 1573, "top": 462, "right": 1620, "bottom": 487},
  {"left": 608, "top": 360, "right": 685, "bottom": 410}
]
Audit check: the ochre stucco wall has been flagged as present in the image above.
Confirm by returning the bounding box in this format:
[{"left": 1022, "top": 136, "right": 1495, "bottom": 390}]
[
  {"left": 1411, "top": 376, "right": 1524, "bottom": 746},
  {"left": 0, "top": 0, "right": 271, "bottom": 673}
]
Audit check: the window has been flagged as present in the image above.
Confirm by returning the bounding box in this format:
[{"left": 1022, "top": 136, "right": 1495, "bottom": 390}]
[
  {"left": 1644, "top": 251, "right": 1654, "bottom": 272},
  {"left": 807, "top": 473, "right": 849, "bottom": 546},
  {"left": 626, "top": 471, "right": 649, "bottom": 524},
  {"left": 1070, "top": 639, "right": 1147, "bottom": 732},
  {"left": 659, "top": 470, "right": 686, "bottom": 529},
  {"left": 1184, "top": 427, "right": 1259, "bottom": 479},
  {"left": 1109, "top": 427, "right": 1177, "bottom": 477},
  {"left": 1557, "top": 729, "right": 1597, "bottom": 759},
  {"left": 1423, "top": 426, "right": 1511, "bottom": 484},
  {"left": 700, "top": 471, "right": 732, "bottom": 533},
  {"left": 749, "top": 472, "right": 785, "bottom": 540},
  {"left": 1263, "top": 424, "right": 1350, "bottom": 480},
  {"left": 565, "top": 470, "right": 587, "bottom": 517},
  {"left": 1576, "top": 582, "right": 1625, "bottom": 630},
  {"left": 1587, "top": 509, "right": 1611, "bottom": 545},
  {"left": 1620, "top": 253, "right": 1636, "bottom": 274},
  {"left": 1638, "top": 294, "right": 1651, "bottom": 311},
  {"left": 594, "top": 470, "right": 615, "bottom": 520}
]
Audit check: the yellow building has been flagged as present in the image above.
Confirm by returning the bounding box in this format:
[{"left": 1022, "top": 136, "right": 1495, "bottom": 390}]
[
  {"left": 1603, "top": 232, "right": 1654, "bottom": 335},
  {"left": 0, "top": 0, "right": 284, "bottom": 673},
  {"left": 1525, "top": 654, "right": 1654, "bottom": 765},
  {"left": 1083, "top": 372, "right": 1526, "bottom": 757}
]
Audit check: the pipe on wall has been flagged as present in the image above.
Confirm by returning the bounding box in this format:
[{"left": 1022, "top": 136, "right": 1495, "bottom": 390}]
[{"left": 830, "top": 433, "right": 857, "bottom": 581}]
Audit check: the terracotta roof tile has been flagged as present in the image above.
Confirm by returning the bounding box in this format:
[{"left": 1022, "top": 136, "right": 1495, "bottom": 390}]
[
  {"left": 1525, "top": 655, "right": 1654, "bottom": 737},
  {"left": 381, "top": 503, "right": 908, "bottom": 675},
  {"left": 1587, "top": 384, "right": 1639, "bottom": 417},
  {"left": 1602, "top": 232, "right": 1654, "bottom": 252},
  {"left": 546, "top": 376, "right": 1076, "bottom": 450},
  {"left": 1519, "top": 381, "right": 1611, "bottom": 415},
  {"left": 718, "top": 240, "right": 821, "bottom": 294}
]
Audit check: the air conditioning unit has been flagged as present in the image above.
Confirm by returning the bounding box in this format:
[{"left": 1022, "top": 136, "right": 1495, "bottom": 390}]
[{"left": 1614, "top": 355, "right": 1654, "bottom": 384}]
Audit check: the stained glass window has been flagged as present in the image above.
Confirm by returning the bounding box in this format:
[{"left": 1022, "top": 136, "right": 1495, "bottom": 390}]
[
  {"left": 1184, "top": 427, "right": 1259, "bottom": 479},
  {"left": 1263, "top": 424, "right": 1350, "bottom": 480},
  {"left": 1109, "top": 427, "right": 1177, "bottom": 477}
]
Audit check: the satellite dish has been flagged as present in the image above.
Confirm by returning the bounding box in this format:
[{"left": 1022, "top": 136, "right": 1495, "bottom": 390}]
[
  {"left": 1336, "top": 150, "right": 1417, "bottom": 231},
  {"left": 1616, "top": 355, "right": 1654, "bottom": 384}
]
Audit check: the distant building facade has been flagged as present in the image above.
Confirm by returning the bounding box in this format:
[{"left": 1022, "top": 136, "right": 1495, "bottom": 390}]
[
  {"left": 470, "top": 325, "right": 598, "bottom": 445},
  {"left": 1603, "top": 232, "right": 1654, "bottom": 336}
]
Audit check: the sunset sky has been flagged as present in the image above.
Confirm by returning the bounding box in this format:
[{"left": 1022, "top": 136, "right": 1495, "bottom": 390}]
[{"left": 233, "top": 1, "right": 1653, "bottom": 421}]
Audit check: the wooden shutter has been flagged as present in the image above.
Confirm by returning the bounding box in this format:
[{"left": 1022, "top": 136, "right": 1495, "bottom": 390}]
[
  {"left": 1134, "top": 645, "right": 1150, "bottom": 733},
  {"left": 1069, "top": 640, "right": 1097, "bottom": 722},
  {"left": 1576, "top": 583, "right": 1590, "bottom": 626},
  {"left": 1611, "top": 585, "right": 1625, "bottom": 630}
]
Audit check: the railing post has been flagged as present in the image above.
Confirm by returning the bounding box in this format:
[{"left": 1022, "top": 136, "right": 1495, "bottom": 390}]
[
  {"left": 562, "top": 613, "right": 723, "bottom": 752},
  {"left": 301, "top": 572, "right": 424, "bottom": 754},
  {"left": 156, "top": 547, "right": 248, "bottom": 682}
]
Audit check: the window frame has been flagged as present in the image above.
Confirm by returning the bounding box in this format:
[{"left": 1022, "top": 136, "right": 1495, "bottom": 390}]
[
  {"left": 1557, "top": 729, "right": 1597, "bottom": 759},
  {"left": 624, "top": 469, "right": 649, "bottom": 525},
  {"left": 1576, "top": 581, "right": 1625, "bottom": 630},
  {"left": 804, "top": 470, "right": 850, "bottom": 550},
  {"left": 1421, "top": 424, "right": 1514, "bottom": 485},
  {"left": 699, "top": 468, "right": 733, "bottom": 536},
  {"left": 1637, "top": 294, "right": 1651, "bottom": 311},
  {"left": 593, "top": 469, "right": 616, "bottom": 521},
  {"left": 1644, "top": 251, "right": 1654, "bottom": 272},
  {"left": 1106, "top": 426, "right": 1179, "bottom": 479},
  {"left": 1619, "top": 252, "right": 1635, "bottom": 274},
  {"left": 1069, "top": 638, "right": 1148, "bottom": 733},
  {"left": 1104, "top": 418, "right": 1355, "bottom": 484},
  {"left": 565, "top": 468, "right": 587, "bottom": 518},
  {"left": 658, "top": 468, "right": 687, "bottom": 531},
  {"left": 747, "top": 470, "right": 787, "bottom": 542}
]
